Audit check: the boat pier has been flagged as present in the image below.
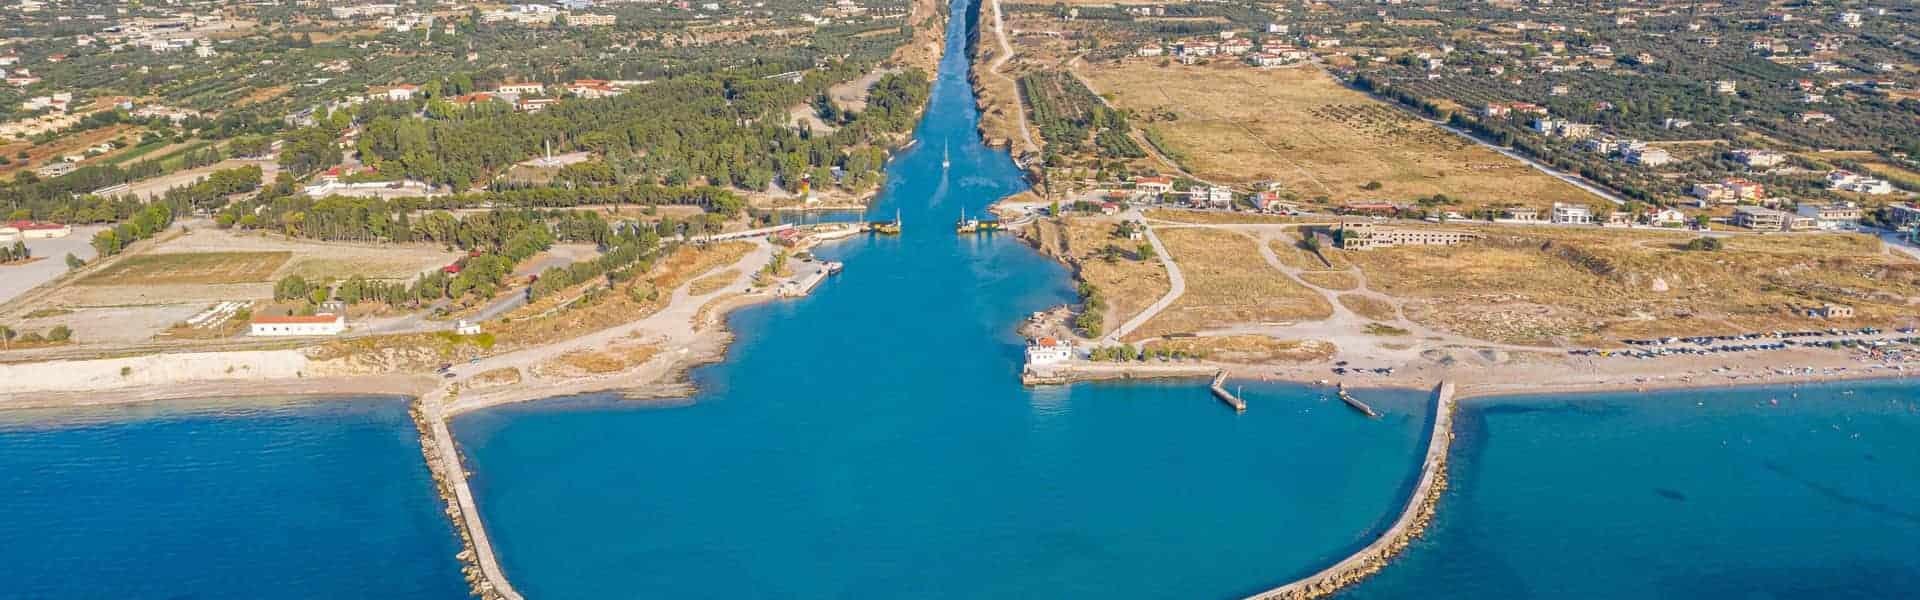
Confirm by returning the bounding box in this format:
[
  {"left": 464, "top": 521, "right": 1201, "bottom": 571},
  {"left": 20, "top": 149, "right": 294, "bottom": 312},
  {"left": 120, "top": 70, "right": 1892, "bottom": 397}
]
[
  {"left": 1337, "top": 382, "right": 1380, "bottom": 418},
  {"left": 414, "top": 392, "right": 524, "bottom": 600},
  {"left": 1210, "top": 370, "right": 1247, "bottom": 412},
  {"left": 1245, "top": 381, "right": 1458, "bottom": 600}
]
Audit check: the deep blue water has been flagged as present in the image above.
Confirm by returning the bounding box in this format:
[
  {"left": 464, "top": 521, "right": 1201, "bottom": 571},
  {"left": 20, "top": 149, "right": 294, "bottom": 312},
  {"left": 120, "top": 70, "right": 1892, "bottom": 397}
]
[
  {"left": 449, "top": 0, "right": 1434, "bottom": 597},
  {"left": 0, "top": 397, "right": 468, "bottom": 598},
  {"left": 1347, "top": 380, "right": 1920, "bottom": 599}
]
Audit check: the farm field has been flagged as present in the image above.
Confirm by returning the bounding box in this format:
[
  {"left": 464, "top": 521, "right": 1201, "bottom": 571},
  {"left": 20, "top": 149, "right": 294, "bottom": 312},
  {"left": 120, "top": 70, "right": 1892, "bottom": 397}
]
[
  {"left": 1084, "top": 61, "right": 1598, "bottom": 210},
  {"left": 80, "top": 252, "right": 292, "bottom": 286},
  {"left": 1129, "top": 227, "right": 1331, "bottom": 341}
]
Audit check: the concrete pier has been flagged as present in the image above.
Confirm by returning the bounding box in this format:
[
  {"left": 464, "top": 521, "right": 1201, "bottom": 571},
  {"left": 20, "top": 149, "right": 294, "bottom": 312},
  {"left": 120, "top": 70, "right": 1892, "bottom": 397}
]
[
  {"left": 415, "top": 393, "right": 525, "bottom": 600},
  {"left": 1245, "top": 381, "right": 1457, "bottom": 600},
  {"left": 1337, "top": 382, "right": 1380, "bottom": 418},
  {"left": 1210, "top": 370, "right": 1247, "bottom": 412}
]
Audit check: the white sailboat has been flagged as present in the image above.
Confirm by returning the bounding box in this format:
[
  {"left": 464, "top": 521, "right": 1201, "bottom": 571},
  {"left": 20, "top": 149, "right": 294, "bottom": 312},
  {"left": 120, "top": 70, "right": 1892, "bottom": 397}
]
[{"left": 942, "top": 143, "right": 951, "bottom": 169}]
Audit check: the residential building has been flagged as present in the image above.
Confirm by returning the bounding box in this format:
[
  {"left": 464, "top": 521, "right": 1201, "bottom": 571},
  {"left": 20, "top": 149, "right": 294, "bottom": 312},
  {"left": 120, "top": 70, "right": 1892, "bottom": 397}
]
[
  {"left": 1713, "top": 80, "right": 1737, "bottom": 95},
  {"left": 1499, "top": 207, "right": 1541, "bottom": 223},
  {"left": 495, "top": 82, "right": 546, "bottom": 95},
  {"left": 1551, "top": 202, "right": 1593, "bottom": 225},
  {"left": 1625, "top": 146, "right": 1673, "bottom": 167},
  {"left": 249, "top": 313, "right": 348, "bottom": 336},
  {"left": 1826, "top": 171, "right": 1896, "bottom": 195},
  {"left": 1649, "top": 208, "right": 1688, "bottom": 227},
  {"left": 1795, "top": 202, "right": 1861, "bottom": 230},
  {"left": 1733, "top": 206, "right": 1815, "bottom": 231},
  {"left": 567, "top": 13, "right": 616, "bottom": 26},
  {"left": 1194, "top": 185, "right": 1233, "bottom": 208},
  {"left": 1730, "top": 149, "right": 1787, "bottom": 168},
  {"left": 1136, "top": 44, "right": 1163, "bottom": 57},
  {"left": 1132, "top": 176, "right": 1174, "bottom": 195},
  {"left": 34, "top": 162, "right": 75, "bottom": 177}
]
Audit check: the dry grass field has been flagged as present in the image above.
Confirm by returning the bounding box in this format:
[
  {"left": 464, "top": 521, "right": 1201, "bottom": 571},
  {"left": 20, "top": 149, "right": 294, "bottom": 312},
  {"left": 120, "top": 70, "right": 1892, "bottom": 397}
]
[
  {"left": 1130, "top": 228, "right": 1332, "bottom": 341},
  {"left": 1339, "top": 293, "right": 1398, "bottom": 321},
  {"left": 1085, "top": 61, "right": 1596, "bottom": 210},
  {"left": 1345, "top": 225, "right": 1920, "bottom": 345},
  {"left": 1268, "top": 235, "right": 1354, "bottom": 271},
  {"left": 690, "top": 269, "right": 741, "bottom": 296},
  {"left": 1141, "top": 335, "right": 1336, "bottom": 363},
  {"left": 489, "top": 242, "right": 755, "bottom": 350},
  {"left": 81, "top": 252, "right": 292, "bottom": 286},
  {"left": 1144, "top": 209, "right": 1314, "bottom": 225},
  {"left": 1301, "top": 271, "right": 1361, "bottom": 291},
  {"left": 1025, "top": 217, "right": 1171, "bottom": 334}
]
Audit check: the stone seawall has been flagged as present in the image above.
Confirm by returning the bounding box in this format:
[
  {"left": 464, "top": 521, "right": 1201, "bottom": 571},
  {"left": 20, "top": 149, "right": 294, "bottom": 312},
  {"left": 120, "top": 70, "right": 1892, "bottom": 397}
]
[
  {"left": 1245, "top": 381, "right": 1458, "bottom": 600},
  {"left": 415, "top": 392, "right": 525, "bottom": 600}
]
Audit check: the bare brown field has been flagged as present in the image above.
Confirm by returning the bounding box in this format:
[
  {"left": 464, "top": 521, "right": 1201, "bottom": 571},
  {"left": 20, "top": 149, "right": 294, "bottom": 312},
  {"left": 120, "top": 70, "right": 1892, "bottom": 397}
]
[
  {"left": 1345, "top": 226, "right": 1920, "bottom": 345},
  {"left": 1141, "top": 335, "right": 1336, "bottom": 363},
  {"left": 547, "top": 342, "right": 661, "bottom": 376},
  {"left": 156, "top": 226, "right": 455, "bottom": 281},
  {"left": 1026, "top": 217, "right": 1171, "bottom": 334},
  {"left": 1144, "top": 209, "right": 1315, "bottom": 225},
  {"left": 81, "top": 252, "right": 291, "bottom": 286},
  {"left": 1131, "top": 228, "right": 1332, "bottom": 340},
  {"left": 1085, "top": 61, "right": 1596, "bottom": 210}
]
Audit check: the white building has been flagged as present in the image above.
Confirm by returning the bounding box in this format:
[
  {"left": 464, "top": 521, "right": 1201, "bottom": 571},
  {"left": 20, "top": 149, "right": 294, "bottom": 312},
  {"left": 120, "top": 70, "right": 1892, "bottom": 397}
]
[
  {"left": 249, "top": 313, "right": 347, "bottom": 336},
  {"left": 1025, "top": 337, "right": 1072, "bottom": 366},
  {"left": 1795, "top": 202, "right": 1861, "bottom": 230},
  {"left": 1551, "top": 202, "right": 1593, "bottom": 225},
  {"left": 1195, "top": 185, "right": 1233, "bottom": 208},
  {"left": 1730, "top": 149, "right": 1786, "bottom": 168},
  {"left": 1625, "top": 147, "right": 1673, "bottom": 167}
]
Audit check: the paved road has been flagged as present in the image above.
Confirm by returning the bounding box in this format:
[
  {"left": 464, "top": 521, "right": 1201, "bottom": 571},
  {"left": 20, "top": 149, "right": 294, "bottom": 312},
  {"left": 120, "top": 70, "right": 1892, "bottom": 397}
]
[
  {"left": 1882, "top": 231, "right": 1920, "bottom": 262},
  {"left": 0, "top": 226, "right": 102, "bottom": 308},
  {"left": 986, "top": 0, "right": 1038, "bottom": 155}
]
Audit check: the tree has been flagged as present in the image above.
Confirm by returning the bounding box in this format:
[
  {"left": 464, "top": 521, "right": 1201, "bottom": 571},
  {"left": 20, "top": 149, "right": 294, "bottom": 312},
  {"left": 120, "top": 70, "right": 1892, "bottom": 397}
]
[
  {"left": 0, "top": 325, "right": 13, "bottom": 350},
  {"left": 64, "top": 253, "right": 83, "bottom": 269},
  {"left": 46, "top": 325, "right": 71, "bottom": 342}
]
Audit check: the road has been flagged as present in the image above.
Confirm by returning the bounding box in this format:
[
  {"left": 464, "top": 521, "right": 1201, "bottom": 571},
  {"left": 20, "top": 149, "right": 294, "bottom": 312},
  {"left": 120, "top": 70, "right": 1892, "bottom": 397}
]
[
  {"left": 986, "top": 0, "right": 1038, "bottom": 155},
  {"left": 1102, "top": 209, "right": 1184, "bottom": 344},
  {"left": 1882, "top": 231, "right": 1920, "bottom": 262}
]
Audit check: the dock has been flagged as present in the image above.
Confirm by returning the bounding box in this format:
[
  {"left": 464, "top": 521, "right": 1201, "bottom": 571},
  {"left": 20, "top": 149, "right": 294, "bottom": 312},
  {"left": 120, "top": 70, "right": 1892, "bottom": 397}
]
[
  {"left": 1210, "top": 370, "right": 1247, "bottom": 412},
  {"left": 1336, "top": 382, "right": 1379, "bottom": 418}
]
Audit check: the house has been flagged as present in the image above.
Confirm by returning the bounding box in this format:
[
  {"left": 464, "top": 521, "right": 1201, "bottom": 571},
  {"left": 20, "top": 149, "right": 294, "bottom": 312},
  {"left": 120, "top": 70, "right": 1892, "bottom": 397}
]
[
  {"left": 1625, "top": 147, "right": 1673, "bottom": 167},
  {"left": 1193, "top": 186, "right": 1233, "bottom": 208},
  {"left": 1098, "top": 202, "right": 1120, "bottom": 216},
  {"left": 1131, "top": 176, "right": 1173, "bottom": 195},
  {"left": 249, "top": 313, "right": 348, "bottom": 337},
  {"left": 1812, "top": 304, "right": 1854, "bottom": 319},
  {"left": 564, "top": 79, "right": 624, "bottom": 98},
  {"left": 1826, "top": 171, "right": 1896, "bottom": 195},
  {"left": 1795, "top": 202, "right": 1861, "bottom": 230},
  {"left": 1886, "top": 204, "right": 1920, "bottom": 227},
  {"left": 1136, "top": 44, "right": 1164, "bottom": 57},
  {"left": 373, "top": 84, "right": 418, "bottom": 102},
  {"left": 1712, "top": 80, "right": 1737, "bottom": 95},
  {"left": 1024, "top": 337, "right": 1072, "bottom": 366},
  {"left": 455, "top": 320, "right": 483, "bottom": 335},
  {"left": 1834, "top": 12, "right": 1862, "bottom": 28},
  {"left": 1246, "top": 53, "right": 1289, "bottom": 68},
  {"left": 1335, "top": 222, "right": 1478, "bottom": 250},
  {"left": 516, "top": 98, "right": 560, "bottom": 112},
  {"left": 1, "top": 221, "right": 72, "bottom": 240},
  {"left": 1531, "top": 118, "right": 1596, "bottom": 139},
  {"left": 1248, "top": 191, "right": 1290, "bottom": 213},
  {"left": 1798, "top": 112, "right": 1835, "bottom": 124},
  {"left": 1649, "top": 208, "right": 1688, "bottom": 227},
  {"left": 1551, "top": 203, "right": 1593, "bottom": 225},
  {"left": 1730, "top": 149, "right": 1786, "bottom": 168}
]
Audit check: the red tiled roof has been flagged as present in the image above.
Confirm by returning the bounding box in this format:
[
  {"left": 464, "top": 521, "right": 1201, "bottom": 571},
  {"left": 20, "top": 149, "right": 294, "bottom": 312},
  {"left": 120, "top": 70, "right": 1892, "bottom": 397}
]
[{"left": 7, "top": 221, "right": 67, "bottom": 231}]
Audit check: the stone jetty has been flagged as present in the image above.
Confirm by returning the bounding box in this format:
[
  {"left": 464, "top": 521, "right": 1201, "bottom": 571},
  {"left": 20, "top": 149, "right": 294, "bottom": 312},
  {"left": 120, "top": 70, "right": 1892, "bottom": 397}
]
[
  {"left": 1244, "top": 381, "right": 1458, "bottom": 600},
  {"left": 412, "top": 390, "right": 525, "bottom": 600}
]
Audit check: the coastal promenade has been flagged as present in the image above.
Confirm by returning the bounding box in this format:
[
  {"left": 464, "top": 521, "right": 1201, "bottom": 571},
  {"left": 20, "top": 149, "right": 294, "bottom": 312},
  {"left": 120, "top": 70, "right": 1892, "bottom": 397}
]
[{"left": 1246, "top": 381, "right": 1457, "bottom": 600}]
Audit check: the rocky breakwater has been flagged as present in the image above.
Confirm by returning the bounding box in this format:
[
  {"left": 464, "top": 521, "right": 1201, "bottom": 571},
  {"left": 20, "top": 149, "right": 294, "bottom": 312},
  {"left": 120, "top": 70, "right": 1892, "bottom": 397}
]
[
  {"left": 410, "top": 389, "right": 524, "bottom": 600},
  {"left": 1245, "top": 381, "right": 1458, "bottom": 600}
]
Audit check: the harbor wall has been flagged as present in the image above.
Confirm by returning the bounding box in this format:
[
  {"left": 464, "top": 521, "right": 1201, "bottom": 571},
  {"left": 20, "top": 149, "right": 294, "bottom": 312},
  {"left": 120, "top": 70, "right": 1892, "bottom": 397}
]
[
  {"left": 414, "top": 393, "right": 525, "bottom": 600},
  {"left": 1244, "top": 381, "right": 1457, "bottom": 600}
]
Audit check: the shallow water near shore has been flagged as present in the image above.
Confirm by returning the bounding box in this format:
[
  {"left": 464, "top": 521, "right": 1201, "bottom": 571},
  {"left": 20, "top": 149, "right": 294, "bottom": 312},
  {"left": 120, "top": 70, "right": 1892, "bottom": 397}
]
[
  {"left": 0, "top": 397, "right": 468, "bottom": 598},
  {"left": 1346, "top": 379, "right": 1920, "bottom": 598},
  {"left": 449, "top": 0, "right": 1435, "bottom": 597}
]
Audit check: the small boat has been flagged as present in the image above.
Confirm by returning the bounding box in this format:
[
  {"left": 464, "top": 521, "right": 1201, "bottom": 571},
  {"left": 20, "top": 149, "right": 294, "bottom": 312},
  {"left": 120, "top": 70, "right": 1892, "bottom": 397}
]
[{"left": 942, "top": 144, "right": 951, "bottom": 169}]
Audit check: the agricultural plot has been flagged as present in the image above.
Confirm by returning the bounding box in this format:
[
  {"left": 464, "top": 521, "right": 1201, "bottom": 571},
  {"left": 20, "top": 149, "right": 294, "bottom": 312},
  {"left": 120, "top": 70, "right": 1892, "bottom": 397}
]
[
  {"left": 80, "top": 252, "right": 292, "bottom": 286},
  {"left": 1085, "top": 61, "right": 1596, "bottom": 210},
  {"left": 1018, "top": 71, "right": 1145, "bottom": 159}
]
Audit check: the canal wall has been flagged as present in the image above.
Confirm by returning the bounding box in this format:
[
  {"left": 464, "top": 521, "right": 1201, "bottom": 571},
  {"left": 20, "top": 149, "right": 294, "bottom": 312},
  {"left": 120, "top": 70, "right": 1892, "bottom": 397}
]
[{"left": 1245, "top": 381, "right": 1457, "bottom": 600}]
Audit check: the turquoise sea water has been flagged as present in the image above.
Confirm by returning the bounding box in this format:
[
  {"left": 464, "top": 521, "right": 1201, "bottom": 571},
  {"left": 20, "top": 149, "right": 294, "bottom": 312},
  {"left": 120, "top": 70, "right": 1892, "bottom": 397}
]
[
  {"left": 1348, "top": 380, "right": 1920, "bottom": 599},
  {"left": 449, "top": 0, "right": 1433, "bottom": 597},
  {"left": 0, "top": 397, "right": 468, "bottom": 598}
]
